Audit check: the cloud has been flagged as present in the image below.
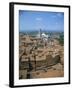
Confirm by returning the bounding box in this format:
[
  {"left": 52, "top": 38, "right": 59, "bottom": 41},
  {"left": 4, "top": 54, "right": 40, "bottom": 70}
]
[
  {"left": 52, "top": 13, "right": 63, "bottom": 18},
  {"left": 36, "top": 17, "right": 42, "bottom": 21},
  {"left": 57, "top": 13, "right": 63, "bottom": 17},
  {"left": 51, "top": 15, "right": 57, "bottom": 18},
  {"left": 56, "top": 22, "right": 58, "bottom": 25}
]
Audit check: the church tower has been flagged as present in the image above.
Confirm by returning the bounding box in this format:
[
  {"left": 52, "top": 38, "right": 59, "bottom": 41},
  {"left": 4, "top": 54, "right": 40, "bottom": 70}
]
[{"left": 39, "top": 29, "right": 42, "bottom": 38}]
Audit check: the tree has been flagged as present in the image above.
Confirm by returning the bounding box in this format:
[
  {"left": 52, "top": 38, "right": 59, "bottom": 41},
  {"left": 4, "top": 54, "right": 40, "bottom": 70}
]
[{"left": 58, "top": 34, "right": 64, "bottom": 46}]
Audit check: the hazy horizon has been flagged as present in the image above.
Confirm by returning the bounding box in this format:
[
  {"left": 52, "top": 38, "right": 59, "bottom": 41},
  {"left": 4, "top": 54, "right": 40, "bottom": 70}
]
[{"left": 19, "top": 29, "right": 64, "bottom": 33}]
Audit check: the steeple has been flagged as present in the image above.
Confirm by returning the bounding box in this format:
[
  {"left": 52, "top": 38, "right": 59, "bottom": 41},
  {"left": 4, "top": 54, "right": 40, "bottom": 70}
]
[{"left": 39, "top": 28, "right": 42, "bottom": 38}]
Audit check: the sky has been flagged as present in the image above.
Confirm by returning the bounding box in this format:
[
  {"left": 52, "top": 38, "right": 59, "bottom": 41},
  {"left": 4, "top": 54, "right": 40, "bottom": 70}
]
[{"left": 19, "top": 10, "right": 64, "bottom": 32}]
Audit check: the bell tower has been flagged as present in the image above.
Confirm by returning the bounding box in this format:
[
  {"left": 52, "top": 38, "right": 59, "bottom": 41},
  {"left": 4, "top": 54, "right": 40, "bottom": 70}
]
[{"left": 39, "top": 29, "right": 42, "bottom": 38}]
